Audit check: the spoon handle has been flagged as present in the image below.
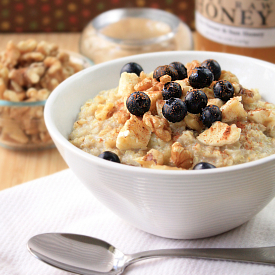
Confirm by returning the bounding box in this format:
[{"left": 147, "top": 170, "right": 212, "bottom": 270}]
[{"left": 126, "top": 247, "right": 275, "bottom": 266}]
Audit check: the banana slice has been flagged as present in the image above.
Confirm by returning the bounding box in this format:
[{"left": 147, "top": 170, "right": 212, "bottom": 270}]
[
  {"left": 197, "top": 121, "right": 241, "bottom": 146},
  {"left": 247, "top": 108, "right": 273, "bottom": 126},
  {"left": 221, "top": 96, "right": 247, "bottom": 123},
  {"left": 116, "top": 115, "right": 151, "bottom": 150},
  {"left": 118, "top": 72, "right": 140, "bottom": 97},
  {"left": 207, "top": 98, "right": 224, "bottom": 108}
]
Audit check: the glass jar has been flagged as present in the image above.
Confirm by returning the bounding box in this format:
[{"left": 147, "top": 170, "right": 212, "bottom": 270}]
[
  {"left": 0, "top": 100, "right": 53, "bottom": 150},
  {"left": 195, "top": 0, "right": 275, "bottom": 63},
  {"left": 0, "top": 51, "right": 92, "bottom": 150},
  {"left": 79, "top": 8, "right": 193, "bottom": 64}
]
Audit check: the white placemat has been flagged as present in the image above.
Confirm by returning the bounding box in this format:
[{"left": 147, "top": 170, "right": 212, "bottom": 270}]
[{"left": 0, "top": 169, "right": 275, "bottom": 275}]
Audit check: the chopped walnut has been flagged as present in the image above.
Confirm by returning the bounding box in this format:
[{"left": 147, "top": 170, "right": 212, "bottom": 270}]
[
  {"left": 1, "top": 122, "right": 29, "bottom": 144},
  {"left": 10, "top": 80, "right": 23, "bottom": 93},
  {"left": 0, "top": 66, "right": 9, "bottom": 84},
  {"left": 19, "top": 52, "right": 45, "bottom": 63},
  {"left": 175, "top": 78, "right": 192, "bottom": 97},
  {"left": 9, "top": 67, "right": 27, "bottom": 87},
  {"left": 134, "top": 77, "right": 153, "bottom": 91},
  {"left": 156, "top": 99, "right": 165, "bottom": 118},
  {"left": 145, "top": 90, "right": 162, "bottom": 115},
  {"left": 237, "top": 87, "right": 261, "bottom": 104},
  {"left": 143, "top": 112, "right": 171, "bottom": 142},
  {"left": 26, "top": 88, "right": 50, "bottom": 101},
  {"left": 170, "top": 142, "right": 193, "bottom": 169},
  {"left": 57, "top": 51, "right": 70, "bottom": 64},
  {"left": 3, "top": 90, "right": 25, "bottom": 101},
  {"left": 26, "top": 62, "right": 46, "bottom": 84},
  {"left": 48, "top": 59, "right": 62, "bottom": 75},
  {"left": 159, "top": 74, "right": 171, "bottom": 84},
  {"left": 232, "top": 82, "right": 242, "bottom": 94},
  {"left": 0, "top": 41, "right": 21, "bottom": 69},
  {"left": 135, "top": 149, "right": 164, "bottom": 168},
  {"left": 17, "top": 39, "right": 37, "bottom": 53},
  {"left": 151, "top": 78, "right": 164, "bottom": 91},
  {"left": 36, "top": 41, "right": 58, "bottom": 56}
]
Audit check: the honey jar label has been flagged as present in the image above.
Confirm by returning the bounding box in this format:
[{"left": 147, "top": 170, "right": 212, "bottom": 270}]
[{"left": 196, "top": 0, "right": 275, "bottom": 47}]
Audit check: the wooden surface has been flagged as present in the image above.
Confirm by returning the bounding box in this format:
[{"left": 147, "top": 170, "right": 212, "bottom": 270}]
[{"left": 0, "top": 33, "right": 83, "bottom": 191}]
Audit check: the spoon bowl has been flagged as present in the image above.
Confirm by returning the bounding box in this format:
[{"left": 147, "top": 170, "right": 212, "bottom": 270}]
[
  {"left": 27, "top": 233, "right": 275, "bottom": 275},
  {"left": 28, "top": 233, "right": 127, "bottom": 275}
]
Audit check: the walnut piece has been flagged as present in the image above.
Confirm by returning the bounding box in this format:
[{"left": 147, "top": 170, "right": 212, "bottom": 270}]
[
  {"left": 170, "top": 142, "right": 193, "bottom": 169},
  {"left": 134, "top": 77, "right": 153, "bottom": 91},
  {"left": 143, "top": 112, "right": 171, "bottom": 142},
  {"left": 135, "top": 149, "right": 164, "bottom": 168}
]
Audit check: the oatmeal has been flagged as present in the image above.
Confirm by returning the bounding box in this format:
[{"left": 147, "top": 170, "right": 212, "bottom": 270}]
[{"left": 69, "top": 60, "right": 275, "bottom": 169}]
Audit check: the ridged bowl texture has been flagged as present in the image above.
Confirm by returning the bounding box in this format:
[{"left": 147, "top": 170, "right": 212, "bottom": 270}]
[{"left": 44, "top": 51, "right": 275, "bottom": 239}]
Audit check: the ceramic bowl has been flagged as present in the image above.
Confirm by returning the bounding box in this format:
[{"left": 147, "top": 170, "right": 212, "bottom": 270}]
[{"left": 44, "top": 51, "right": 275, "bottom": 239}]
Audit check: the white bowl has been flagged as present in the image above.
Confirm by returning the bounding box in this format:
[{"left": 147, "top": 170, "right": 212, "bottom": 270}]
[{"left": 44, "top": 51, "right": 275, "bottom": 239}]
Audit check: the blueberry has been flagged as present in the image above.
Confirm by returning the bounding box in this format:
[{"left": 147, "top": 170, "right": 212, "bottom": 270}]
[
  {"left": 184, "top": 89, "right": 208, "bottom": 114},
  {"left": 162, "top": 98, "right": 187, "bottom": 123},
  {"left": 201, "top": 59, "right": 221, "bottom": 81},
  {"left": 162, "top": 82, "right": 182, "bottom": 100},
  {"left": 169, "top": 62, "right": 187, "bottom": 80},
  {"left": 201, "top": 105, "right": 222, "bottom": 128},
  {"left": 213, "top": 80, "right": 234, "bottom": 101},
  {"left": 126, "top": 91, "right": 151, "bottom": 116},
  {"left": 120, "top": 62, "right": 143, "bottom": 76},
  {"left": 193, "top": 162, "right": 216, "bottom": 170},
  {"left": 98, "top": 151, "right": 120, "bottom": 163},
  {"left": 188, "top": 66, "right": 214, "bottom": 88},
  {"left": 153, "top": 65, "right": 178, "bottom": 81}
]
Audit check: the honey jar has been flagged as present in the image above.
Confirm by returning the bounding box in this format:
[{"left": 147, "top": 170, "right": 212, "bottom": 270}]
[{"left": 195, "top": 0, "right": 275, "bottom": 63}]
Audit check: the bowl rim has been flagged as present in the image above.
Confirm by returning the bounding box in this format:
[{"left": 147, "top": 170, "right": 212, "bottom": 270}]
[{"left": 45, "top": 50, "right": 275, "bottom": 175}]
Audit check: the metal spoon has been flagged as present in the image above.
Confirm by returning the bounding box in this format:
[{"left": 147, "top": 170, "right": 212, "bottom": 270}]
[{"left": 27, "top": 233, "right": 275, "bottom": 275}]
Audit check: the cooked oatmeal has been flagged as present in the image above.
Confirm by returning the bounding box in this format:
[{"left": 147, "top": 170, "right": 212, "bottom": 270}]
[{"left": 69, "top": 60, "right": 275, "bottom": 169}]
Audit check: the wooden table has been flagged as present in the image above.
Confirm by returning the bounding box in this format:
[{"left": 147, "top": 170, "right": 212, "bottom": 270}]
[{"left": 0, "top": 33, "right": 82, "bottom": 191}]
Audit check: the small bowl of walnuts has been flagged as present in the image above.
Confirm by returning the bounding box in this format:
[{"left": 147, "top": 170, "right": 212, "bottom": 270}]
[{"left": 0, "top": 39, "right": 92, "bottom": 150}]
